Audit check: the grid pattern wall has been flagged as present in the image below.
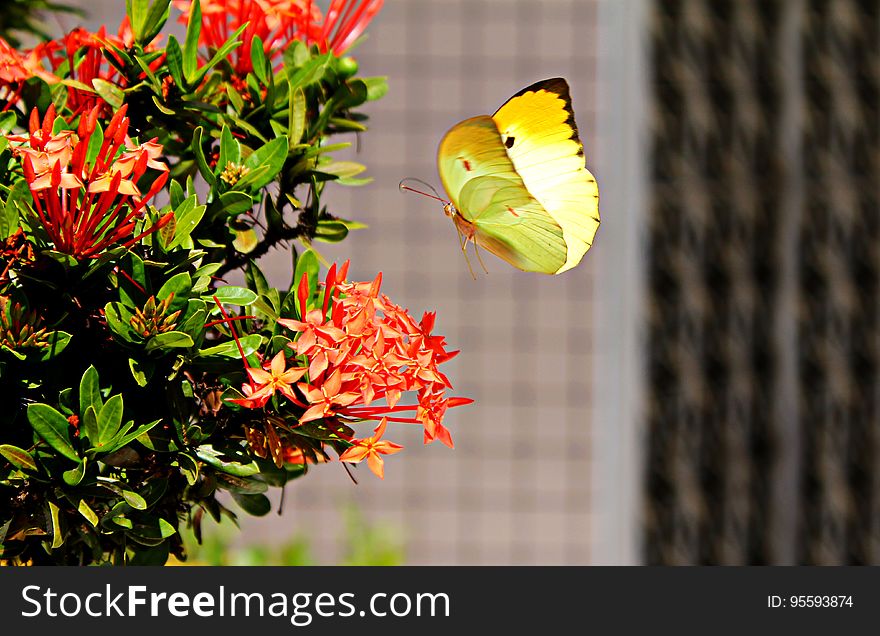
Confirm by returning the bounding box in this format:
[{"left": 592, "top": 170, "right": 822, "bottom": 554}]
[{"left": 243, "top": 0, "right": 600, "bottom": 565}]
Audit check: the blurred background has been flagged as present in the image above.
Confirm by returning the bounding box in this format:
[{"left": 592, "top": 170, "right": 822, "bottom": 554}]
[{"left": 30, "top": 0, "right": 880, "bottom": 565}]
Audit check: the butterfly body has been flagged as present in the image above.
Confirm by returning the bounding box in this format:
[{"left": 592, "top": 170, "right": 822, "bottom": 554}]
[{"left": 437, "top": 78, "right": 599, "bottom": 275}]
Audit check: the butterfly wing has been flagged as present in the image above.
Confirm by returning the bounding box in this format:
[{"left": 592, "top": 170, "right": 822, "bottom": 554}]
[
  {"left": 437, "top": 116, "right": 567, "bottom": 274},
  {"left": 492, "top": 78, "right": 600, "bottom": 273}
]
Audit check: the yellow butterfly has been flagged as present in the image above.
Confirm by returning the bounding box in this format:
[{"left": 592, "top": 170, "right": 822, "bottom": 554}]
[{"left": 433, "top": 78, "right": 599, "bottom": 275}]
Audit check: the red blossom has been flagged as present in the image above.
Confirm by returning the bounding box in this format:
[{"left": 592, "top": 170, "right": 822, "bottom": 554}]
[
  {"left": 0, "top": 37, "right": 57, "bottom": 110},
  {"left": 177, "top": 0, "right": 323, "bottom": 75},
  {"left": 243, "top": 350, "right": 308, "bottom": 404},
  {"left": 8, "top": 104, "right": 172, "bottom": 259},
  {"left": 311, "top": 0, "right": 384, "bottom": 55},
  {"left": 37, "top": 27, "right": 127, "bottom": 118},
  {"left": 339, "top": 417, "right": 402, "bottom": 479},
  {"left": 233, "top": 261, "right": 472, "bottom": 475},
  {"left": 176, "top": 0, "right": 382, "bottom": 76}
]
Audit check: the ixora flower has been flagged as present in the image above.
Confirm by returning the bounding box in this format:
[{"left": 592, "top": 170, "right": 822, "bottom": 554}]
[
  {"left": 36, "top": 26, "right": 128, "bottom": 118},
  {"left": 8, "top": 104, "right": 172, "bottom": 259},
  {"left": 0, "top": 37, "right": 57, "bottom": 110},
  {"left": 176, "top": 0, "right": 383, "bottom": 75},
  {"left": 339, "top": 418, "right": 402, "bottom": 480},
  {"left": 227, "top": 262, "right": 472, "bottom": 478}
]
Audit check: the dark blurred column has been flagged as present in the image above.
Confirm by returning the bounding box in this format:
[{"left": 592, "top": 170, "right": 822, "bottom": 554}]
[
  {"left": 645, "top": 0, "right": 785, "bottom": 564},
  {"left": 798, "top": 0, "right": 880, "bottom": 565},
  {"left": 645, "top": 0, "right": 880, "bottom": 565}
]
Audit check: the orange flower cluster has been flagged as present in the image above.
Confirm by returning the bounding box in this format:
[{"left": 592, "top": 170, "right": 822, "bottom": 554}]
[
  {"left": 0, "top": 37, "right": 56, "bottom": 110},
  {"left": 176, "top": 0, "right": 383, "bottom": 75},
  {"left": 8, "top": 105, "right": 172, "bottom": 259},
  {"left": 229, "top": 262, "right": 471, "bottom": 477},
  {"left": 37, "top": 26, "right": 130, "bottom": 118},
  {"left": 177, "top": 0, "right": 322, "bottom": 75}
]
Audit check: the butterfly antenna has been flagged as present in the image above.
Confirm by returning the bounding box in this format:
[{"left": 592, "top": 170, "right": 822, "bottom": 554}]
[{"left": 399, "top": 178, "right": 449, "bottom": 205}]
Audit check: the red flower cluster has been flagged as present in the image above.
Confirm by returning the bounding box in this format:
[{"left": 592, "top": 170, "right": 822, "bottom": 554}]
[
  {"left": 37, "top": 26, "right": 130, "bottom": 118},
  {"left": 314, "top": 0, "right": 384, "bottom": 55},
  {"left": 229, "top": 261, "right": 471, "bottom": 478},
  {"left": 0, "top": 37, "right": 57, "bottom": 110},
  {"left": 176, "top": 0, "right": 382, "bottom": 75},
  {"left": 8, "top": 104, "right": 172, "bottom": 259}
]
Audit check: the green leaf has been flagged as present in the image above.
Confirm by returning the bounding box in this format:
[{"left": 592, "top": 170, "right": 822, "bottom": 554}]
[
  {"left": 0, "top": 111, "right": 16, "bottom": 134},
  {"left": 216, "top": 473, "right": 268, "bottom": 494},
  {"left": 144, "top": 331, "right": 194, "bottom": 352},
  {"left": 363, "top": 76, "right": 389, "bottom": 101},
  {"left": 123, "top": 490, "right": 148, "bottom": 510},
  {"left": 129, "top": 542, "right": 170, "bottom": 565},
  {"left": 178, "top": 453, "right": 199, "bottom": 485},
  {"left": 82, "top": 406, "right": 99, "bottom": 446},
  {"left": 129, "top": 357, "right": 152, "bottom": 387},
  {"left": 292, "top": 248, "right": 319, "bottom": 305},
  {"left": 105, "top": 419, "right": 161, "bottom": 453},
  {"left": 216, "top": 191, "right": 253, "bottom": 216},
  {"left": 156, "top": 272, "right": 192, "bottom": 306},
  {"left": 28, "top": 403, "right": 79, "bottom": 462},
  {"left": 85, "top": 121, "right": 105, "bottom": 165},
  {"left": 240, "top": 136, "right": 289, "bottom": 190},
  {"left": 195, "top": 444, "right": 260, "bottom": 476},
  {"left": 127, "top": 0, "right": 150, "bottom": 39},
  {"left": 191, "top": 127, "right": 216, "bottom": 185},
  {"left": 178, "top": 303, "right": 208, "bottom": 340},
  {"left": 189, "top": 23, "right": 248, "bottom": 86},
  {"left": 92, "top": 79, "right": 124, "bottom": 109},
  {"left": 0, "top": 445, "right": 37, "bottom": 472},
  {"left": 328, "top": 117, "right": 368, "bottom": 133},
  {"left": 63, "top": 458, "right": 87, "bottom": 486},
  {"left": 169, "top": 179, "right": 185, "bottom": 208},
  {"left": 164, "top": 36, "right": 187, "bottom": 91},
  {"left": 245, "top": 261, "right": 271, "bottom": 297},
  {"left": 78, "top": 499, "right": 99, "bottom": 527},
  {"left": 182, "top": 0, "right": 202, "bottom": 83},
  {"left": 196, "top": 334, "right": 262, "bottom": 358},
  {"left": 231, "top": 492, "right": 271, "bottom": 516},
  {"left": 219, "top": 124, "right": 240, "bottom": 169},
  {"left": 293, "top": 419, "right": 355, "bottom": 441},
  {"left": 79, "top": 365, "right": 102, "bottom": 415},
  {"left": 48, "top": 501, "right": 64, "bottom": 548},
  {"left": 211, "top": 286, "right": 258, "bottom": 306},
  {"left": 288, "top": 86, "right": 306, "bottom": 147},
  {"left": 313, "top": 219, "right": 350, "bottom": 243},
  {"left": 336, "top": 78, "right": 369, "bottom": 110},
  {"left": 167, "top": 198, "right": 206, "bottom": 250},
  {"left": 104, "top": 302, "right": 135, "bottom": 342},
  {"left": 233, "top": 229, "right": 258, "bottom": 254},
  {"left": 37, "top": 331, "right": 72, "bottom": 361},
  {"left": 337, "top": 217, "right": 369, "bottom": 231},
  {"left": 0, "top": 196, "right": 20, "bottom": 240},
  {"left": 141, "top": 0, "right": 171, "bottom": 45},
  {"left": 96, "top": 394, "right": 124, "bottom": 446},
  {"left": 319, "top": 160, "right": 367, "bottom": 179},
  {"left": 250, "top": 35, "right": 268, "bottom": 84},
  {"left": 151, "top": 94, "right": 176, "bottom": 115},
  {"left": 288, "top": 53, "right": 331, "bottom": 91},
  {"left": 283, "top": 40, "right": 310, "bottom": 71}
]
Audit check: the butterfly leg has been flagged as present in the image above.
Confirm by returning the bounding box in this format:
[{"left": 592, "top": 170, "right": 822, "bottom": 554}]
[
  {"left": 456, "top": 226, "right": 477, "bottom": 280},
  {"left": 471, "top": 236, "right": 489, "bottom": 275}
]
